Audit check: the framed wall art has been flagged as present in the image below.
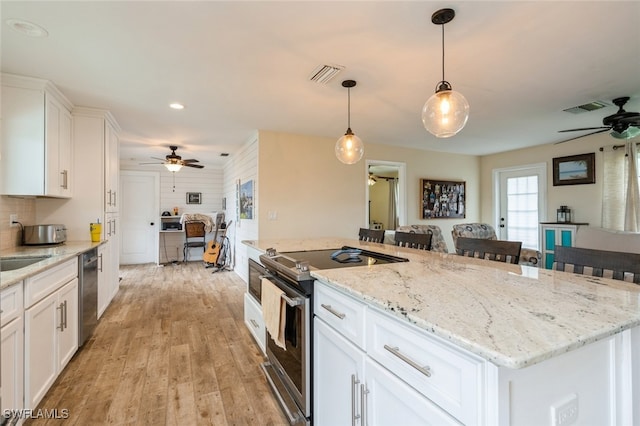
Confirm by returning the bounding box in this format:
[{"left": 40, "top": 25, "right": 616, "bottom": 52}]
[
  {"left": 552, "top": 153, "right": 595, "bottom": 186},
  {"left": 240, "top": 179, "right": 254, "bottom": 219},
  {"left": 186, "top": 192, "right": 201, "bottom": 204},
  {"left": 420, "top": 179, "right": 465, "bottom": 219}
]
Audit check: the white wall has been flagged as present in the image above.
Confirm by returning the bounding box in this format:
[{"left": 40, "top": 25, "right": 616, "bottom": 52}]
[
  {"left": 480, "top": 131, "right": 610, "bottom": 228},
  {"left": 223, "top": 135, "right": 258, "bottom": 282},
  {"left": 255, "top": 130, "right": 480, "bottom": 252}
]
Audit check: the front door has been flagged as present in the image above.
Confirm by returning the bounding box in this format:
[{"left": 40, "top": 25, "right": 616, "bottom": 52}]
[
  {"left": 120, "top": 171, "right": 159, "bottom": 264},
  {"left": 494, "top": 163, "right": 546, "bottom": 250}
]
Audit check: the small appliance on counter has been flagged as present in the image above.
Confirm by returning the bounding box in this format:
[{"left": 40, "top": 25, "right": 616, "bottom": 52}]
[{"left": 23, "top": 224, "right": 67, "bottom": 245}]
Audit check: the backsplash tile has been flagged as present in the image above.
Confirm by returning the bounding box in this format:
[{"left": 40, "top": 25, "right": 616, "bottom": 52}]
[{"left": 0, "top": 196, "right": 36, "bottom": 251}]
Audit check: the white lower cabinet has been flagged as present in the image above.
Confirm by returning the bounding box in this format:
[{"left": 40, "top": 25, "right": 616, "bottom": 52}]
[
  {"left": 314, "top": 283, "right": 460, "bottom": 426},
  {"left": 364, "top": 358, "right": 460, "bottom": 426},
  {"left": 1, "top": 314, "right": 24, "bottom": 425},
  {"left": 314, "top": 319, "right": 365, "bottom": 425},
  {"left": 243, "top": 293, "right": 266, "bottom": 353},
  {"left": 24, "top": 258, "right": 79, "bottom": 410},
  {"left": 97, "top": 242, "right": 109, "bottom": 318}
]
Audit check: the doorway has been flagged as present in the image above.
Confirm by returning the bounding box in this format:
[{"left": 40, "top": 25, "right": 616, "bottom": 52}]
[
  {"left": 493, "top": 163, "right": 546, "bottom": 250},
  {"left": 365, "top": 160, "right": 406, "bottom": 231},
  {"left": 120, "top": 170, "right": 160, "bottom": 264}
]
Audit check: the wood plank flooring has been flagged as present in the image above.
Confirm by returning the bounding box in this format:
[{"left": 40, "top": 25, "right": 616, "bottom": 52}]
[{"left": 28, "top": 262, "right": 288, "bottom": 426}]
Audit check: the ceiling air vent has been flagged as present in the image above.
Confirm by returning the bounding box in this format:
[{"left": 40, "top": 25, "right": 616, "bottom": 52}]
[
  {"left": 308, "top": 64, "right": 344, "bottom": 84},
  {"left": 563, "top": 100, "right": 608, "bottom": 114}
]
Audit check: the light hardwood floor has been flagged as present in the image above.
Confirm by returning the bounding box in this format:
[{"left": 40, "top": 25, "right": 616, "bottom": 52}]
[{"left": 28, "top": 262, "right": 288, "bottom": 425}]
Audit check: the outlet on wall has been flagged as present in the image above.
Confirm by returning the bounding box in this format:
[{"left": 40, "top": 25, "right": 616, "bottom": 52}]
[
  {"left": 551, "top": 393, "right": 578, "bottom": 426},
  {"left": 9, "top": 214, "right": 18, "bottom": 227}
]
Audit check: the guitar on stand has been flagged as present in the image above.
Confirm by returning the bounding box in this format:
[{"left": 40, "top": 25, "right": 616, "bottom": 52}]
[{"left": 203, "top": 213, "right": 225, "bottom": 266}]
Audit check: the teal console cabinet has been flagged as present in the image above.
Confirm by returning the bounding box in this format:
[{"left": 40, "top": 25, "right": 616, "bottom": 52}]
[{"left": 539, "top": 223, "right": 589, "bottom": 269}]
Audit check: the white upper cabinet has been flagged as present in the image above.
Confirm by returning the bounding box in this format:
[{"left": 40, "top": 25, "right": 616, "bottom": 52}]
[{"left": 1, "top": 73, "right": 73, "bottom": 197}]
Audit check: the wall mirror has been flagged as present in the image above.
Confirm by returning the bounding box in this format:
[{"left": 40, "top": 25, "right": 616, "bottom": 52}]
[{"left": 365, "top": 160, "right": 406, "bottom": 232}]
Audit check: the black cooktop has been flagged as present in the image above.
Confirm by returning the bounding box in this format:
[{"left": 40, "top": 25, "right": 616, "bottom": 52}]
[{"left": 281, "top": 246, "right": 409, "bottom": 271}]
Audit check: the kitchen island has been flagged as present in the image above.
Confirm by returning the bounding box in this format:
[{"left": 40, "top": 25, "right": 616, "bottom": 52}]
[{"left": 244, "top": 238, "right": 640, "bottom": 425}]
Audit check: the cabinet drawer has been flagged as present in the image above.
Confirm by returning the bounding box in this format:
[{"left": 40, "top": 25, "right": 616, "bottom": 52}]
[
  {"left": 25, "top": 257, "right": 78, "bottom": 308},
  {"left": 366, "top": 308, "right": 483, "bottom": 425},
  {"left": 1, "top": 283, "right": 23, "bottom": 324},
  {"left": 315, "top": 282, "right": 366, "bottom": 349},
  {"left": 244, "top": 293, "right": 266, "bottom": 354}
]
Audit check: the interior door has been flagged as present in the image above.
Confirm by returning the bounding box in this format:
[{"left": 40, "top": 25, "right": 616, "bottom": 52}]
[
  {"left": 495, "top": 164, "right": 546, "bottom": 249},
  {"left": 120, "top": 171, "right": 159, "bottom": 264}
]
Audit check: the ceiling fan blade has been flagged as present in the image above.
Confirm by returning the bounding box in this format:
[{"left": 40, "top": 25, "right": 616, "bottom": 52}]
[
  {"left": 554, "top": 128, "right": 610, "bottom": 144},
  {"left": 184, "top": 163, "right": 205, "bottom": 169},
  {"left": 182, "top": 159, "right": 199, "bottom": 163},
  {"left": 558, "top": 126, "right": 610, "bottom": 133},
  {"left": 139, "top": 161, "right": 164, "bottom": 165},
  {"left": 150, "top": 156, "right": 166, "bottom": 161}
]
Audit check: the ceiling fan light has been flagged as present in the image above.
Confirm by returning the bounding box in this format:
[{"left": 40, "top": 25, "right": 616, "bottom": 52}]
[
  {"left": 611, "top": 127, "right": 640, "bottom": 140},
  {"left": 422, "top": 88, "right": 469, "bottom": 138},
  {"left": 335, "top": 130, "right": 364, "bottom": 165},
  {"left": 165, "top": 163, "right": 183, "bottom": 172}
]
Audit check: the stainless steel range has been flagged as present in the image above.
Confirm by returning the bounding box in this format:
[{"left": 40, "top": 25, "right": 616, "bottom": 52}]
[{"left": 259, "top": 246, "right": 408, "bottom": 425}]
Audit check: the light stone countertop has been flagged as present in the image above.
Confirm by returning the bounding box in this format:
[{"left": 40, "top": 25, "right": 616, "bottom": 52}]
[
  {"left": 243, "top": 238, "right": 640, "bottom": 369},
  {"left": 1, "top": 241, "right": 103, "bottom": 290}
]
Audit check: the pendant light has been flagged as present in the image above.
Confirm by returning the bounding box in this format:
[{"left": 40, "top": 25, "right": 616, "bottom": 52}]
[
  {"left": 422, "top": 8, "right": 469, "bottom": 138},
  {"left": 335, "top": 80, "right": 364, "bottom": 164}
]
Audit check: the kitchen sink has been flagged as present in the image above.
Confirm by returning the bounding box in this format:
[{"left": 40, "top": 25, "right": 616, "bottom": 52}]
[{"left": 0, "top": 255, "right": 51, "bottom": 272}]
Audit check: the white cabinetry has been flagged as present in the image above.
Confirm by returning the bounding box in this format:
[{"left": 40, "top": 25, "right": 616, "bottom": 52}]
[
  {"left": 106, "top": 213, "right": 120, "bottom": 302},
  {"left": 315, "top": 280, "right": 638, "bottom": 425},
  {"left": 105, "top": 120, "right": 119, "bottom": 212},
  {"left": 1, "top": 283, "right": 24, "bottom": 424},
  {"left": 24, "top": 258, "right": 79, "bottom": 410},
  {"left": 97, "top": 243, "right": 109, "bottom": 318},
  {"left": 243, "top": 293, "right": 266, "bottom": 353},
  {"left": 36, "top": 107, "right": 121, "bottom": 315},
  {"left": 314, "top": 282, "right": 460, "bottom": 426},
  {"left": 1, "top": 73, "right": 73, "bottom": 197}
]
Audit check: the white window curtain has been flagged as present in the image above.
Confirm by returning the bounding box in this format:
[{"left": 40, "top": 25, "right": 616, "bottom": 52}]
[{"left": 602, "top": 141, "right": 640, "bottom": 231}]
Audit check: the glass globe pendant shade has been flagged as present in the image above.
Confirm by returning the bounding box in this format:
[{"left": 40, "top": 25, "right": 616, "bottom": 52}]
[
  {"left": 422, "top": 84, "right": 469, "bottom": 138},
  {"left": 335, "top": 128, "right": 364, "bottom": 165}
]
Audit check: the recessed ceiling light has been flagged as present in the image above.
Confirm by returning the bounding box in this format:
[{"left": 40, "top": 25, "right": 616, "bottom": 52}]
[
  {"left": 6, "top": 19, "right": 48, "bottom": 37},
  {"left": 169, "top": 103, "right": 185, "bottom": 110}
]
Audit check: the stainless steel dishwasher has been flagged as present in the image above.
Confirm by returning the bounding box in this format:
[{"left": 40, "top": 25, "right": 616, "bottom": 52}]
[{"left": 78, "top": 247, "right": 99, "bottom": 346}]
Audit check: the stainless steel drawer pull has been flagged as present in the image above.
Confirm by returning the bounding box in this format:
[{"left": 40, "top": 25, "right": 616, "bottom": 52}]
[
  {"left": 351, "top": 374, "right": 361, "bottom": 426},
  {"left": 250, "top": 319, "right": 259, "bottom": 328},
  {"left": 321, "top": 303, "right": 346, "bottom": 319},
  {"left": 61, "top": 170, "right": 68, "bottom": 189},
  {"left": 384, "top": 344, "right": 432, "bottom": 377},
  {"left": 57, "top": 303, "right": 65, "bottom": 330}
]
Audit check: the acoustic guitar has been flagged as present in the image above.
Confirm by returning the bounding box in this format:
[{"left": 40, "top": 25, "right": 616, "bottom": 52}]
[{"left": 203, "top": 223, "right": 222, "bottom": 264}]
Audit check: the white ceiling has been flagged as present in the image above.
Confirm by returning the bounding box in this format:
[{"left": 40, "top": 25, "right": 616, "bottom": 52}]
[{"left": 2, "top": 1, "right": 639, "bottom": 169}]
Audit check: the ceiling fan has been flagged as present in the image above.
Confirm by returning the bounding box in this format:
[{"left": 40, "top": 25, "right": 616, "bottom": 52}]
[
  {"left": 558, "top": 96, "right": 640, "bottom": 142},
  {"left": 141, "top": 145, "right": 204, "bottom": 171}
]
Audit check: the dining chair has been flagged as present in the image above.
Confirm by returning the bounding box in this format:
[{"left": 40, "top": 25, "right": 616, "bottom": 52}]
[
  {"left": 394, "top": 231, "right": 432, "bottom": 250},
  {"left": 553, "top": 246, "right": 640, "bottom": 284},
  {"left": 455, "top": 237, "right": 522, "bottom": 264},
  {"left": 183, "top": 221, "right": 207, "bottom": 262},
  {"left": 358, "top": 228, "right": 385, "bottom": 243}
]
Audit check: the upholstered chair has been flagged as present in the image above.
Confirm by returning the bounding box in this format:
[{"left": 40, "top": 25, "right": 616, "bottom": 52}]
[
  {"left": 395, "top": 225, "right": 448, "bottom": 253},
  {"left": 451, "top": 223, "right": 541, "bottom": 267}
]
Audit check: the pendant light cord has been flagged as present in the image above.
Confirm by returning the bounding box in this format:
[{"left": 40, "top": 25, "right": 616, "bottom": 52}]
[
  {"left": 347, "top": 87, "right": 351, "bottom": 128},
  {"left": 441, "top": 23, "right": 445, "bottom": 82}
]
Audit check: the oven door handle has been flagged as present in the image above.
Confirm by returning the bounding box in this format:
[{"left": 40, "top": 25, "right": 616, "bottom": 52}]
[
  {"left": 260, "top": 274, "right": 306, "bottom": 307},
  {"left": 280, "top": 293, "right": 305, "bottom": 307}
]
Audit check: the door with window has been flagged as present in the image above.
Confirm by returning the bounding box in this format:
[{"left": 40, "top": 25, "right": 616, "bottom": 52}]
[{"left": 495, "top": 164, "right": 546, "bottom": 250}]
